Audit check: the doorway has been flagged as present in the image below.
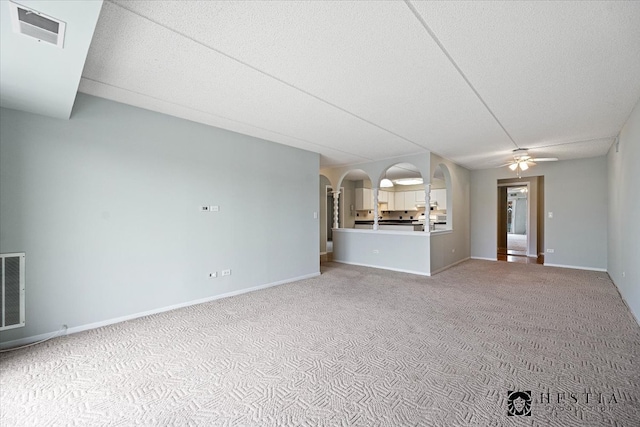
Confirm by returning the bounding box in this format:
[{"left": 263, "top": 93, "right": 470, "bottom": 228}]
[
  {"left": 506, "top": 186, "right": 528, "bottom": 256},
  {"left": 497, "top": 177, "right": 544, "bottom": 264}
]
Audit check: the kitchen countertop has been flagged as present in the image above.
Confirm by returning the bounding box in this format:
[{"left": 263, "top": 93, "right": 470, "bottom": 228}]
[{"left": 355, "top": 220, "right": 422, "bottom": 225}]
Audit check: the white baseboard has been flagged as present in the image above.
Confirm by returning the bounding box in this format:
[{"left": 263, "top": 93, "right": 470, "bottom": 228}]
[
  {"left": 430, "top": 257, "right": 470, "bottom": 275},
  {"left": 332, "top": 260, "right": 430, "bottom": 276},
  {"left": 471, "top": 256, "right": 498, "bottom": 261},
  {"left": 544, "top": 263, "right": 607, "bottom": 272},
  {"left": 0, "top": 272, "right": 320, "bottom": 350}
]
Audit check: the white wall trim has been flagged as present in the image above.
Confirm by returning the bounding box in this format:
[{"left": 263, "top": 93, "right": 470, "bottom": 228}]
[
  {"left": 430, "top": 257, "right": 470, "bottom": 275},
  {"left": 544, "top": 263, "right": 607, "bottom": 272},
  {"left": 332, "top": 260, "right": 430, "bottom": 276},
  {"left": 0, "top": 272, "right": 320, "bottom": 350},
  {"left": 471, "top": 256, "right": 498, "bottom": 261}
]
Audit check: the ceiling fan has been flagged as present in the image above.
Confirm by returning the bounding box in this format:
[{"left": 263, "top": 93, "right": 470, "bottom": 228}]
[{"left": 500, "top": 148, "right": 558, "bottom": 177}]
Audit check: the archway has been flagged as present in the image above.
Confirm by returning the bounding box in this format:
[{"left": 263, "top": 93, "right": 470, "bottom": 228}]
[
  {"left": 335, "top": 169, "right": 373, "bottom": 230},
  {"left": 431, "top": 164, "right": 452, "bottom": 231},
  {"left": 377, "top": 163, "right": 427, "bottom": 231}
]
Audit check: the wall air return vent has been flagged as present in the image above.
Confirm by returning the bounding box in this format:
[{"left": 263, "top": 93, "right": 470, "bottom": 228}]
[
  {"left": 9, "top": 1, "right": 66, "bottom": 48},
  {"left": 1, "top": 253, "right": 25, "bottom": 331}
]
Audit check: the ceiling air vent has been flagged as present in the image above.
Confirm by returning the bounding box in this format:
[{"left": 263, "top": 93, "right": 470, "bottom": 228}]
[{"left": 9, "top": 1, "right": 66, "bottom": 48}]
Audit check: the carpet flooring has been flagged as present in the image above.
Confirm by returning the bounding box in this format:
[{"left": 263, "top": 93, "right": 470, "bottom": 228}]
[{"left": 1, "top": 260, "right": 639, "bottom": 426}]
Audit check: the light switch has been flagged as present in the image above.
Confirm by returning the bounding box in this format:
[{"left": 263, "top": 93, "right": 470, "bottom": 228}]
[
  {"left": 313, "top": 212, "right": 318, "bottom": 219},
  {"left": 548, "top": 212, "right": 553, "bottom": 218}
]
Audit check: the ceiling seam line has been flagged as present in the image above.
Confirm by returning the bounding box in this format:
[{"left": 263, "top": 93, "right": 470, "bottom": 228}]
[
  {"left": 80, "top": 76, "right": 374, "bottom": 162},
  {"left": 533, "top": 136, "right": 618, "bottom": 149},
  {"left": 107, "top": 0, "right": 429, "bottom": 153},
  {"left": 404, "top": 0, "right": 520, "bottom": 150}
]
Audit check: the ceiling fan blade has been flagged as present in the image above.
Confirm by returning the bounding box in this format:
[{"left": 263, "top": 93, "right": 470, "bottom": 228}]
[
  {"left": 496, "top": 162, "right": 513, "bottom": 168},
  {"left": 530, "top": 157, "right": 558, "bottom": 162}
]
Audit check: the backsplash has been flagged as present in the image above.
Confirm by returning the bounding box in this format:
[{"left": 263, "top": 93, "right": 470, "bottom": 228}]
[{"left": 356, "top": 208, "right": 427, "bottom": 221}]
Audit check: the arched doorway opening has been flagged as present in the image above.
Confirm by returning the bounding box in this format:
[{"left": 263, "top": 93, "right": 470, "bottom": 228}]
[
  {"left": 377, "top": 163, "right": 426, "bottom": 230},
  {"left": 336, "top": 169, "right": 371, "bottom": 231},
  {"left": 431, "top": 164, "right": 452, "bottom": 231}
]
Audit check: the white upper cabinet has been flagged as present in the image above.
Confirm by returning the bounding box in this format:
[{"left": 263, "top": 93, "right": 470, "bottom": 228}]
[
  {"left": 355, "top": 188, "right": 373, "bottom": 210},
  {"left": 393, "top": 191, "right": 405, "bottom": 210},
  {"left": 356, "top": 188, "right": 426, "bottom": 211},
  {"left": 431, "top": 188, "right": 447, "bottom": 210},
  {"left": 393, "top": 191, "right": 418, "bottom": 211}
]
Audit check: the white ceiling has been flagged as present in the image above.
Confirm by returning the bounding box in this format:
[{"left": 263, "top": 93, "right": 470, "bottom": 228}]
[{"left": 5, "top": 1, "right": 640, "bottom": 170}]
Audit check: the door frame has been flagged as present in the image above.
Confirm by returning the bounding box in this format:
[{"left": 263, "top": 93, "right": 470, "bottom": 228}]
[{"left": 497, "top": 182, "right": 530, "bottom": 256}]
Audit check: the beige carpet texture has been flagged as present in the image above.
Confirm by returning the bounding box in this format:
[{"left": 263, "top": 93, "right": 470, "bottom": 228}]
[{"left": 1, "top": 260, "right": 639, "bottom": 426}]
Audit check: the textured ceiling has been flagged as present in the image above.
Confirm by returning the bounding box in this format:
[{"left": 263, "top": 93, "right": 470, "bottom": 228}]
[{"left": 76, "top": 1, "right": 640, "bottom": 169}]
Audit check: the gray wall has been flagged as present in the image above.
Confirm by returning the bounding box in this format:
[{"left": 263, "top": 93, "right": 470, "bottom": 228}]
[
  {"left": 319, "top": 175, "right": 330, "bottom": 253},
  {"left": 471, "top": 157, "right": 608, "bottom": 270},
  {"left": 0, "top": 94, "right": 320, "bottom": 344},
  {"left": 333, "top": 230, "right": 430, "bottom": 276},
  {"left": 429, "top": 154, "right": 471, "bottom": 273},
  {"left": 608, "top": 98, "right": 640, "bottom": 322}
]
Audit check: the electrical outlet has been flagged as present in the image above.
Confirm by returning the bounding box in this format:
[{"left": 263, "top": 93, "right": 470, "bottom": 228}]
[
  {"left": 546, "top": 248, "right": 555, "bottom": 253},
  {"left": 209, "top": 272, "right": 217, "bottom": 278},
  {"left": 452, "top": 248, "right": 455, "bottom": 253},
  {"left": 373, "top": 249, "right": 379, "bottom": 254},
  {"left": 210, "top": 205, "right": 220, "bottom": 212},
  {"left": 222, "top": 269, "right": 231, "bottom": 276}
]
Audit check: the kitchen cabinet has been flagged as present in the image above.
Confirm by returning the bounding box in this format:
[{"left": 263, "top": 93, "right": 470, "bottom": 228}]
[
  {"left": 393, "top": 191, "right": 418, "bottom": 211},
  {"left": 431, "top": 189, "right": 447, "bottom": 210},
  {"left": 384, "top": 191, "right": 395, "bottom": 210},
  {"left": 404, "top": 191, "right": 417, "bottom": 208},
  {"left": 355, "top": 188, "right": 373, "bottom": 210},
  {"left": 378, "top": 190, "right": 395, "bottom": 211},
  {"left": 415, "top": 190, "right": 426, "bottom": 203},
  {"left": 393, "top": 191, "right": 405, "bottom": 210}
]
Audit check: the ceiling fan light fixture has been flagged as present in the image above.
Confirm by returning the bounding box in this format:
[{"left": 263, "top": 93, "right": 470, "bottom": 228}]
[
  {"left": 519, "top": 162, "right": 529, "bottom": 171},
  {"left": 394, "top": 178, "right": 423, "bottom": 186},
  {"left": 509, "top": 163, "right": 518, "bottom": 171},
  {"left": 380, "top": 178, "right": 394, "bottom": 188}
]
